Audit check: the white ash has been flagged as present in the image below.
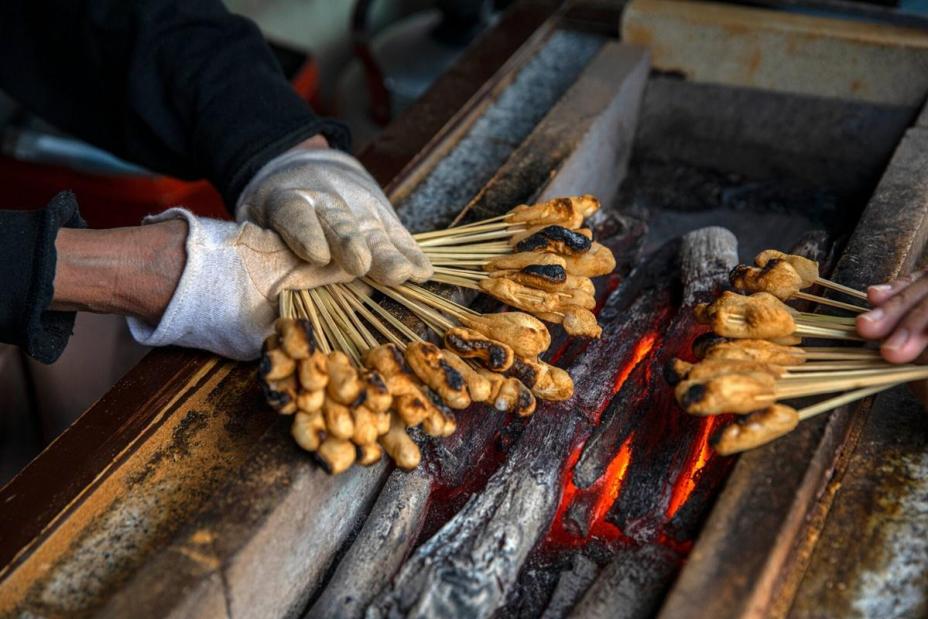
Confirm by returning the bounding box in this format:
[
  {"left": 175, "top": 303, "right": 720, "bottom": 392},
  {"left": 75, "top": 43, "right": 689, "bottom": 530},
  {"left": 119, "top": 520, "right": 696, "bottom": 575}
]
[{"left": 397, "top": 30, "right": 603, "bottom": 233}]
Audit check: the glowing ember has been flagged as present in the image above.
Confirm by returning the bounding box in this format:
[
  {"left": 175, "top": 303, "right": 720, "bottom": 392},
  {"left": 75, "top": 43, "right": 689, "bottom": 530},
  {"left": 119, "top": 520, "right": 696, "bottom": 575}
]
[
  {"left": 546, "top": 332, "right": 659, "bottom": 549},
  {"left": 589, "top": 435, "right": 633, "bottom": 537},
  {"left": 665, "top": 417, "right": 718, "bottom": 520},
  {"left": 591, "top": 331, "right": 658, "bottom": 424}
]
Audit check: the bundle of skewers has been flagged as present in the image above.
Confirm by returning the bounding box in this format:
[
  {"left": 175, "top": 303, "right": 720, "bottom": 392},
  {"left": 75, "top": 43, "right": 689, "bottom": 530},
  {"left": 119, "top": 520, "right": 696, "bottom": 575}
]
[
  {"left": 258, "top": 195, "right": 615, "bottom": 474},
  {"left": 669, "top": 249, "right": 923, "bottom": 456}
]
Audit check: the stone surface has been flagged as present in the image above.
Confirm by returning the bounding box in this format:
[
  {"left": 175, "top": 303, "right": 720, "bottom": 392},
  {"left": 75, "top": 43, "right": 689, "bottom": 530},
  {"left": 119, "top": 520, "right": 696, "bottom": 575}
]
[
  {"left": 789, "top": 387, "right": 928, "bottom": 619},
  {"left": 623, "top": 0, "right": 928, "bottom": 106},
  {"left": 395, "top": 30, "right": 604, "bottom": 233},
  {"left": 635, "top": 77, "right": 915, "bottom": 200}
]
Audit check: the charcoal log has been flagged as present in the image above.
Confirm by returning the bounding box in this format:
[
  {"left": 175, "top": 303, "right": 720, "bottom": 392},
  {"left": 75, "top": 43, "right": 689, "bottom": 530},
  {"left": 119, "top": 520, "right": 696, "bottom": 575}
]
[
  {"left": 567, "top": 543, "right": 680, "bottom": 619},
  {"left": 306, "top": 469, "right": 431, "bottom": 619},
  {"left": 574, "top": 227, "right": 738, "bottom": 490},
  {"left": 540, "top": 555, "right": 600, "bottom": 619},
  {"left": 365, "top": 241, "right": 679, "bottom": 619}
]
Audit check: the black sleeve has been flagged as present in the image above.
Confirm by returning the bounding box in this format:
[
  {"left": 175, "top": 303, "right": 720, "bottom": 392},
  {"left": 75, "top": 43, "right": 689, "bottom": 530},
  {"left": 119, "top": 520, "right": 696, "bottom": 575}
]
[
  {"left": 0, "top": 194, "right": 86, "bottom": 364},
  {"left": 0, "top": 0, "right": 350, "bottom": 208}
]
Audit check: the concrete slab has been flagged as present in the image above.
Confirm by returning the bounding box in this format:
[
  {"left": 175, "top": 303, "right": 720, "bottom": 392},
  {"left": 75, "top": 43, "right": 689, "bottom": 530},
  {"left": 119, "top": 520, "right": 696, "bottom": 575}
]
[{"left": 622, "top": 0, "right": 928, "bottom": 106}]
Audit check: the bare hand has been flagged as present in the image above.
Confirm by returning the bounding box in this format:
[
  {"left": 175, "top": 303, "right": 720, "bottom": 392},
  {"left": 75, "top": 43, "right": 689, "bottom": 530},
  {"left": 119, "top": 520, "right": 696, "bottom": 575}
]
[{"left": 856, "top": 270, "right": 928, "bottom": 363}]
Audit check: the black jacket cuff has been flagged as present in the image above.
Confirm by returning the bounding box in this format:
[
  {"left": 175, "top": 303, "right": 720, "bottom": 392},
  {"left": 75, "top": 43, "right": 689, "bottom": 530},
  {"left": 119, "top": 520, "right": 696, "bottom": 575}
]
[{"left": 0, "top": 192, "right": 86, "bottom": 363}]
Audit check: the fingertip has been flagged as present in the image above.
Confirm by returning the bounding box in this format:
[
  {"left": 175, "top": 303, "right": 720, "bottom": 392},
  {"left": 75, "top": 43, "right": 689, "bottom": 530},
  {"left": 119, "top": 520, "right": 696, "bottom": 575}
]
[
  {"left": 881, "top": 328, "right": 916, "bottom": 364},
  {"left": 855, "top": 308, "right": 886, "bottom": 339},
  {"left": 868, "top": 284, "right": 893, "bottom": 305},
  {"left": 336, "top": 241, "right": 372, "bottom": 277}
]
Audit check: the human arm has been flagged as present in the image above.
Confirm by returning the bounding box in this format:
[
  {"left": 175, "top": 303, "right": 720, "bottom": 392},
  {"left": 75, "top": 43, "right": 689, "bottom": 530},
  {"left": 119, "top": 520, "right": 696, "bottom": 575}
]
[{"left": 2, "top": 194, "right": 353, "bottom": 363}]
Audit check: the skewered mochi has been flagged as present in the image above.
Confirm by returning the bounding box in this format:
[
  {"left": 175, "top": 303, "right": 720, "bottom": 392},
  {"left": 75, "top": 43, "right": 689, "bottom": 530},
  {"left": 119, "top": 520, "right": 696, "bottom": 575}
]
[
  {"left": 458, "top": 311, "right": 550, "bottom": 358},
  {"left": 504, "top": 355, "right": 549, "bottom": 389},
  {"left": 317, "top": 437, "right": 356, "bottom": 474},
  {"left": 379, "top": 413, "right": 421, "bottom": 469},
  {"left": 326, "top": 351, "right": 364, "bottom": 405},
  {"left": 276, "top": 317, "right": 315, "bottom": 359},
  {"left": 484, "top": 251, "right": 566, "bottom": 272},
  {"left": 490, "top": 265, "right": 567, "bottom": 292},
  {"left": 441, "top": 348, "right": 492, "bottom": 403},
  {"left": 444, "top": 326, "right": 515, "bottom": 371},
  {"left": 712, "top": 404, "right": 799, "bottom": 455},
  {"left": 695, "top": 291, "right": 796, "bottom": 339},
  {"left": 755, "top": 250, "right": 819, "bottom": 288},
  {"left": 676, "top": 372, "right": 776, "bottom": 415},
  {"left": 479, "top": 277, "right": 590, "bottom": 317},
  {"left": 562, "top": 308, "right": 602, "bottom": 338},
  {"left": 404, "top": 342, "right": 471, "bottom": 410},
  {"left": 512, "top": 225, "right": 592, "bottom": 255},
  {"left": 561, "top": 242, "right": 616, "bottom": 278},
  {"left": 692, "top": 333, "right": 806, "bottom": 366},
  {"left": 667, "top": 358, "right": 785, "bottom": 385},
  {"left": 504, "top": 195, "right": 599, "bottom": 229},
  {"left": 530, "top": 364, "right": 574, "bottom": 401},
  {"left": 729, "top": 261, "right": 803, "bottom": 301}
]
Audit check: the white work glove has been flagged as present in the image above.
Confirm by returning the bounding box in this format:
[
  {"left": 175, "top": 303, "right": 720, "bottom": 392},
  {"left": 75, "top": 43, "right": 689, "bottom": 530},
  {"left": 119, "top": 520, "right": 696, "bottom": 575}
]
[
  {"left": 127, "top": 208, "right": 353, "bottom": 360},
  {"left": 236, "top": 148, "right": 433, "bottom": 285}
]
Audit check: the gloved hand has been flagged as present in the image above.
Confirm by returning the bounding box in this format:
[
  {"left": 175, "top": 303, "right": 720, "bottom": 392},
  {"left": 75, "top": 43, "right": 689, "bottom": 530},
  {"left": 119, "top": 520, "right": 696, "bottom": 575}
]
[
  {"left": 236, "top": 147, "right": 433, "bottom": 285},
  {"left": 127, "top": 208, "right": 353, "bottom": 360}
]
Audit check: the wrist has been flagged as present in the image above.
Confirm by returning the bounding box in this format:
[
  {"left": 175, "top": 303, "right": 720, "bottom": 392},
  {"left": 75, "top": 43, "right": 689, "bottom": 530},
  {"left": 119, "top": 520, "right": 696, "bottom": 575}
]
[
  {"left": 52, "top": 220, "right": 188, "bottom": 324},
  {"left": 288, "top": 133, "right": 330, "bottom": 152}
]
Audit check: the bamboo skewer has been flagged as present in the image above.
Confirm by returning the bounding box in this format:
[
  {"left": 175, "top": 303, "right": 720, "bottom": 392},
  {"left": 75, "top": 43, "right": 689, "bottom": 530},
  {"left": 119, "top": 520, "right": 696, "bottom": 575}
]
[
  {"left": 796, "top": 383, "right": 899, "bottom": 421},
  {"left": 774, "top": 367, "right": 928, "bottom": 399},
  {"left": 417, "top": 228, "right": 525, "bottom": 247},
  {"left": 786, "top": 361, "right": 892, "bottom": 372},
  {"left": 794, "top": 291, "right": 867, "bottom": 313},
  {"left": 813, "top": 277, "right": 870, "bottom": 302}
]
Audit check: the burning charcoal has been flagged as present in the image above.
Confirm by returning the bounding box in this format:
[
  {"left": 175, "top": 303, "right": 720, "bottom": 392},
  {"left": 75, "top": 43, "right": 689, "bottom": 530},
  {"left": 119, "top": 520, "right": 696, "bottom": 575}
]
[{"left": 540, "top": 555, "right": 600, "bottom": 619}]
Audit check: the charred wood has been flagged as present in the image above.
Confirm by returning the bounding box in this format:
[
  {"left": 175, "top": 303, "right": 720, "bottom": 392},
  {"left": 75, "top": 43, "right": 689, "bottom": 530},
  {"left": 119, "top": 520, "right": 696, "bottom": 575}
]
[
  {"left": 540, "top": 555, "right": 600, "bottom": 619},
  {"left": 364, "top": 242, "right": 681, "bottom": 619},
  {"left": 567, "top": 543, "right": 680, "bottom": 619},
  {"left": 305, "top": 469, "right": 431, "bottom": 619}
]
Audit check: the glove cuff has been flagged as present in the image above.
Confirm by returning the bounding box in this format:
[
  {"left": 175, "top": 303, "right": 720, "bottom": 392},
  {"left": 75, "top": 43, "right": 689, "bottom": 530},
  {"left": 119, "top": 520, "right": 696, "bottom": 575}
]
[{"left": 126, "top": 209, "right": 267, "bottom": 360}]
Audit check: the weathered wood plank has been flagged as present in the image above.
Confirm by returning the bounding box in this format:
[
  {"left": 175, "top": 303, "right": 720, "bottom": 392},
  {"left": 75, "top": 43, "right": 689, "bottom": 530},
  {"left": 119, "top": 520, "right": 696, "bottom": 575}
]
[{"left": 787, "top": 386, "right": 928, "bottom": 619}]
